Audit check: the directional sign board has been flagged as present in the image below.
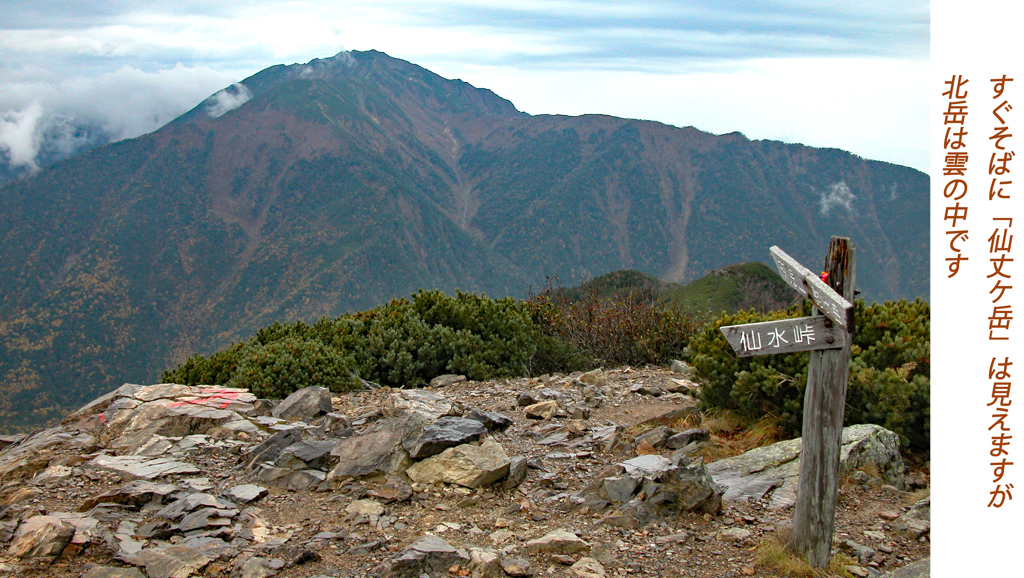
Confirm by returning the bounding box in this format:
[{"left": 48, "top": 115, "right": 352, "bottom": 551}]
[
  {"left": 720, "top": 315, "right": 847, "bottom": 357},
  {"left": 770, "top": 246, "right": 853, "bottom": 331}
]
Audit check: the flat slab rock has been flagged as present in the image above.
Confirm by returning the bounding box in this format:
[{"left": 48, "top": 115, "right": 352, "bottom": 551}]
[
  {"left": 86, "top": 455, "right": 201, "bottom": 480},
  {"left": 706, "top": 424, "right": 906, "bottom": 508},
  {"left": 129, "top": 544, "right": 211, "bottom": 578}
]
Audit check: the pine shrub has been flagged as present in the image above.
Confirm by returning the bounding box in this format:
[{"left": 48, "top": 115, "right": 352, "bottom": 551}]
[{"left": 683, "top": 299, "right": 930, "bottom": 453}]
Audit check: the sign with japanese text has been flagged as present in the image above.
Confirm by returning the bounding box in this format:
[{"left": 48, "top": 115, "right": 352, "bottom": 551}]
[
  {"left": 720, "top": 315, "right": 846, "bottom": 357},
  {"left": 770, "top": 246, "right": 854, "bottom": 330}
]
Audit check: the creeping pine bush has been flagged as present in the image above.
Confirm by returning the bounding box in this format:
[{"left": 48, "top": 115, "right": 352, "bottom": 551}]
[
  {"left": 162, "top": 290, "right": 544, "bottom": 397},
  {"left": 684, "top": 299, "right": 930, "bottom": 453}
]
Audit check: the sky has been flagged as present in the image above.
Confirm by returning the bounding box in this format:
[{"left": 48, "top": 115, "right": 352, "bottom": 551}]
[{"left": 0, "top": 1, "right": 929, "bottom": 174}]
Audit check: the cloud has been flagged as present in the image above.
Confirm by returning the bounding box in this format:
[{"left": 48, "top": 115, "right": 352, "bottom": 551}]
[
  {"left": 0, "top": 100, "right": 44, "bottom": 170},
  {"left": 206, "top": 82, "right": 252, "bottom": 118},
  {"left": 0, "top": 64, "right": 237, "bottom": 172},
  {"left": 818, "top": 181, "right": 856, "bottom": 216}
]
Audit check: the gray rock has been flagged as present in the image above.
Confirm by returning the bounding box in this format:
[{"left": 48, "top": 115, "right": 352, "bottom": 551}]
[
  {"left": 81, "top": 567, "right": 147, "bottom": 578},
  {"left": 403, "top": 416, "right": 488, "bottom": 459},
  {"left": 86, "top": 455, "right": 201, "bottom": 480},
  {"left": 464, "top": 409, "right": 513, "bottom": 431},
  {"left": 243, "top": 427, "right": 304, "bottom": 469},
  {"left": 891, "top": 497, "right": 930, "bottom": 539},
  {"left": 384, "top": 535, "right": 470, "bottom": 578},
  {"left": 665, "top": 428, "right": 710, "bottom": 450},
  {"left": 275, "top": 439, "right": 337, "bottom": 470},
  {"left": 579, "top": 455, "right": 723, "bottom": 525},
  {"left": 383, "top": 389, "right": 453, "bottom": 421},
  {"left": 524, "top": 529, "right": 590, "bottom": 555},
  {"left": 130, "top": 544, "right": 212, "bottom": 578},
  {"left": 367, "top": 477, "right": 414, "bottom": 503},
  {"left": 176, "top": 507, "right": 238, "bottom": 532},
  {"left": 79, "top": 480, "right": 179, "bottom": 511},
  {"left": 878, "top": 558, "right": 929, "bottom": 578},
  {"left": 706, "top": 424, "right": 906, "bottom": 507},
  {"left": 406, "top": 438, "right": 511, "bottom": 488},
  {"left": 317, "top": 412, "right": 352, "bottom": 434},
  {"left": 6, "top": 515, "right": 75, "bottom": 559},
  {"left": 501, "top": 456, "right": 529, "bottom": 490},
  {"left": 156, "top": 493, "right": 236, "bottom": 522},
  {"left": 634, "top": 425, "right": 672, "bottom": 448},
  {"left": 222, "top": 484, "right": 269, "bottom": 504},
  {"left": 669, "top": 360, "right": 692, "bottom": 376},
  {"left": 429, "top": 374, "right": 467, "bottom": 387},
  {"left": 254, "top": 465, "right": 326, "bottom": 491},
  {"left": 517, "top": 392, "right": 538, "bottom": 407},
  {"left": 272, "top": 386, "right": 333, "bottom": 421},
  {"left": 501, "top": 556, "right": 533, "bottom": 576},
  {"left": 238, "top": 556, "right": 280, "bottom": 578}
]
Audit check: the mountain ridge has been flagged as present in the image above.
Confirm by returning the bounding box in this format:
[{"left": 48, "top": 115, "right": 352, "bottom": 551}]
[{"left": 0, "top": 50, "right": 928, "bottom": 432}]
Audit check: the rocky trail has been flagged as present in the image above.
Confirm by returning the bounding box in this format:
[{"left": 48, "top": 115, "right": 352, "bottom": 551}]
[{"left": 0, "top": 366, "right": 929, "bottom": 578}]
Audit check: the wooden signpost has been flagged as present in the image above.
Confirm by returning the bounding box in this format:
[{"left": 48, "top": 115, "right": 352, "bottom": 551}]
[{"left": 720, "top": 237, "right": 855, "bottom": 568}]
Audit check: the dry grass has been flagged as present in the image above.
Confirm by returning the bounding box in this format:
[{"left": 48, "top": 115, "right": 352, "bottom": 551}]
[
  {"left": 694, "top": 411, "right": 786, "bottom": 463},
  {"left": 906, "top": 487, "right": 930, "bottom": 505},
  {"left": 755, "top": 529, "right": 857, "bottom": 577}
]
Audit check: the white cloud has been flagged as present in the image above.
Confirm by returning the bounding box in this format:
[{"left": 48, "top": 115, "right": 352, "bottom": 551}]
[
  {"left": 206, "top": 82, "right": 252, "bottom": 118},
  {"left": 0, "top": 64, "right": 237, "bottom": 171},
  {"left": 818, "top": 181, "right": 856, "bottom": 216},
  {"left": 0, "top": 100, "right": 44, "bottom": 170}
]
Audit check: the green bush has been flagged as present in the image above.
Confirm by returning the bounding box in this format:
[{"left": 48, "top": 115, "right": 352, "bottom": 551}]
[
  {"left": 163, "top": 289, "right": 547, "bottom": 396},
  {"left": 162, "top": 342, "right": 250, "bottom": 386},
  {"left": 224, "top": 337, "right": 361, "bottom": 398},
  {"left": 684, "top": 299, "right": 930, "bottom": 453}
]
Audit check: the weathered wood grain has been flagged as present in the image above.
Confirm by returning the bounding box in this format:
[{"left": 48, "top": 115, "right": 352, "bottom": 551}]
[
  {"left": 720, "top": 316, "right": 846, "bottom": 357},
  {"left": 792, "top": 237, "right": 855, "bottom": 568}
]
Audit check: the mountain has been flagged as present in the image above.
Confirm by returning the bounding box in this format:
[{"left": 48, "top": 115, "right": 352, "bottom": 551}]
[
  {"left": 0, "top": 50, "right": 929, "bottom": 432},
  {"left": 663, "top": 262, "right": 800, "bottom": 315}
]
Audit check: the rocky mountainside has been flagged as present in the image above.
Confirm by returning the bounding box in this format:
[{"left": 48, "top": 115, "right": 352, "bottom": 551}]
[
  {"left": 0, "top": 50, "right": 929, "bottom": 432},
  {"left": 0, "top": 367, "right": 929, "bottom": 577}
]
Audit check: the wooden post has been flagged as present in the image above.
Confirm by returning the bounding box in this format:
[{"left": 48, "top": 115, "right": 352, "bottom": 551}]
[{"left": 792, "top": 237, "right": 856, "bottom": 567}]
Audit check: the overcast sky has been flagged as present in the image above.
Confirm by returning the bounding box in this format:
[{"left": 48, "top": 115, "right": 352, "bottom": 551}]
[{"left": 1, "top": 1, "right": 929, "bottom": 173}]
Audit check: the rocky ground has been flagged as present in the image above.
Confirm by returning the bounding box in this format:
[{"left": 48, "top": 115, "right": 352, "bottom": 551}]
[{"left": 0, "top": 366, "right": 930, "bottom": 578}]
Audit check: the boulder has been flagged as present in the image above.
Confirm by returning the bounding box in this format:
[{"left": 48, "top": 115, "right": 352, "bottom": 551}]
[
  {"left": 383, "top": 535, "right": 470, "bottom": 578},
  {"left": 275, "top": 439, "right": 337, "bottom": 470},
  {"left": 666, "top": 428, "right": 710, "bottom": 450},
  {"left": 464, "top": 409, "right": 513, "bottom": 431},
  {"left": 405, "top": 438, "right": 511, "bottom": 488},
  {"left": 6, "top": 515, "right": 75, "bottom": 559},
  {"left": 524, "top": 401, "right": 559, "bottom": 420},
  {"left": 129, "top": 544, "right": 211, "bottom": 578},
  {"left": 878, "top": 558, "right": 930, "bottom": 578},
  {"left": 524, "top": 529, "right": 590, "bottom": 555},
  {"left": 429, "top": 374, "right": 467, "bottom": 387},
  {"left": 402, "top": 416, "right": 488, "bottom": 459},
  {"left": 578, "top": 454, "right": 723, "bottom": 526},
  {"left": 326, "top": 416, "right": 416, "bottom": 483},
  {"left": 242, "top": 427, "right": 304, "bottom": 469},
  {"left": 383, "top": 389, "right": 453, "bottom": 421},
  {"left": 706, "top": 424, "right": 906, "bottom": 508},
  {"left": 271, "top": 386, "right": 333, "bottom": 421},
  {"left": 79, "top": 480, "right": 179, "bottom": 511},
  {"left": 222, "top": 484, "right": 269, "bottom": 504}
]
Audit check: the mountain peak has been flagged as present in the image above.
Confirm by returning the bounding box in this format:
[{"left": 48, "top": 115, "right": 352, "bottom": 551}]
[{"left": 174, "top": 49, "right": 522, "bottom": 126}]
